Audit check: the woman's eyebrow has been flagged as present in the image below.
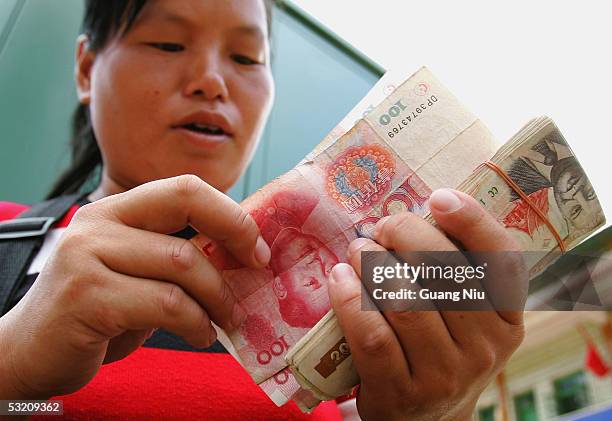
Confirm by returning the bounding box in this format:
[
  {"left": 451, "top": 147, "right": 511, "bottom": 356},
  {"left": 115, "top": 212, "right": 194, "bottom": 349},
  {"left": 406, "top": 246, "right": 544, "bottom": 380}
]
[
  {"left": 229, "top": 25, "right": 265, "bottom": 42},
  {"left": 140, "top": 9, "right": 194, "bottom": 28},
  {"left": 142, "top": 10, "right": 265, "bottom": 41}
]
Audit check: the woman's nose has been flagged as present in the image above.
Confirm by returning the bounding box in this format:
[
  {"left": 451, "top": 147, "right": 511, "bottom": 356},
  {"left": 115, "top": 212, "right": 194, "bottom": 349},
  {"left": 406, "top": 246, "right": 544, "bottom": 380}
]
[{"left": 183, "top": 56, "right": 229, "bottom": 102}]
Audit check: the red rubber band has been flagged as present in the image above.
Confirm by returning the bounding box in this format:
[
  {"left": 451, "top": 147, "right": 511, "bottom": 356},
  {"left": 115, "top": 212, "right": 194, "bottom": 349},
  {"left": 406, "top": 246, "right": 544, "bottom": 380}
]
[{"left": 477, "top": 161, "right": 566, "bottom": 253}]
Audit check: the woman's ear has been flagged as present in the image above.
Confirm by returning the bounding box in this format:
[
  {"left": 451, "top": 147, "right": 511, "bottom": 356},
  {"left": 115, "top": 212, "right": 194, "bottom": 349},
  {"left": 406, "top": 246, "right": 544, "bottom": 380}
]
[{"left": 75, "top": 34, "right": 95, "bottom": 105}]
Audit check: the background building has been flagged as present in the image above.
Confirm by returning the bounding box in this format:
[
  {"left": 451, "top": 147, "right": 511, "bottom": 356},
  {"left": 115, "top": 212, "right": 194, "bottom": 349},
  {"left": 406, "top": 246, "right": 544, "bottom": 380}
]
[
  {"left": 477, "top": 312, "right": 612, "bottom": 421},
  {"left": 476, "top": 227, "right": 612, "bottom": 421}
]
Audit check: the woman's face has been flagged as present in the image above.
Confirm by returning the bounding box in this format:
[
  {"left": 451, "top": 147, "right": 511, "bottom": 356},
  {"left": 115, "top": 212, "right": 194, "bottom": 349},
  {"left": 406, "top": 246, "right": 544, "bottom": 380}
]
[{"left": 76, "top": 0, "right": 274, "bottom": 192}]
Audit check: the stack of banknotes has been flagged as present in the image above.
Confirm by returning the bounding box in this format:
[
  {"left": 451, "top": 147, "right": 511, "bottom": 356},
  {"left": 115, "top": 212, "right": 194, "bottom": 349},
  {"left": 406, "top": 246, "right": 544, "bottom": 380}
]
[{"left": 191, "top": 67, "right": 606, "bottom": 412}]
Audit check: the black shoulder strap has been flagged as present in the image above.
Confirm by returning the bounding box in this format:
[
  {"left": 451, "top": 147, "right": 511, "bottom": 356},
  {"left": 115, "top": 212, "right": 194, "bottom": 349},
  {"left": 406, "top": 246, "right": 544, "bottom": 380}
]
[{"left": 0, "top": 193, "right": 84, "bottom": 315}]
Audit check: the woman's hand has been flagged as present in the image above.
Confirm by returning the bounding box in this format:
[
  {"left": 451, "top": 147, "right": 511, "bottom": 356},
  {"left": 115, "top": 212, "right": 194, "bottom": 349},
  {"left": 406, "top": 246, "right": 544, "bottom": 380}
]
[
  {"left": 0, "top": 175, "right": 270, "bottom": 399},
  {"left": 328, "top": 188, "right": 526, "bottom": 421}
]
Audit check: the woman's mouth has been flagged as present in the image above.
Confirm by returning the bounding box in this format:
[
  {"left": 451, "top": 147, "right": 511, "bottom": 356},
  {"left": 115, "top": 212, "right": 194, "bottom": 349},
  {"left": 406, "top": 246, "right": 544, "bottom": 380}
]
[
  {"left": 174, "top": 123, "right": 232, "bottom": 148},
  {"left": 182, "top": 123, "right": 227, "bottom": 136},
  {"left": 172, "top": 111, "right": 235, "bottom": 149}
]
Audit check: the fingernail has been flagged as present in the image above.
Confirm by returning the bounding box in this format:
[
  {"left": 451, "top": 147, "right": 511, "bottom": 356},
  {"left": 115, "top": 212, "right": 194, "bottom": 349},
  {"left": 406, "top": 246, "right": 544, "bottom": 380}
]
[
  {"left": 374, "top": 216, "right": 391, "bottom": 238},
  {"left": 209, "top": 325, "right": 217, "bottom": 344},
  {"left": 348, "top": 237, "right": 372, "bottom": 255},
  {"left": 254, "top": 236, "right": 271, "bottom": 266},
  {"left": 330, "top": 263, "right": 355, "bottom": 284},
  {"left": 429, "top": 189, "right": 463, "bottom": 213},
  {"left": 231, "top": 304, "right": 246, "bottom": 329}
]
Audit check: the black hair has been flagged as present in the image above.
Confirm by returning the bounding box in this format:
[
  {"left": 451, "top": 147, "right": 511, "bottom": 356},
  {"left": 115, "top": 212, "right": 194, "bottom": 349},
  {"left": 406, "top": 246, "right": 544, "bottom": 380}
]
[{"left": 47, "top": 0, "right": 274, "bottom": 199}]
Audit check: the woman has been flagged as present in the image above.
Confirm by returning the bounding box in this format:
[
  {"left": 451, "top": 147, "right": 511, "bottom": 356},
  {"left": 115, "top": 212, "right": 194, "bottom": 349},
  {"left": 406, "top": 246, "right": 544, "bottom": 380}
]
[{"left": 0, "top": 0, "right": 525, "bottom": 419}]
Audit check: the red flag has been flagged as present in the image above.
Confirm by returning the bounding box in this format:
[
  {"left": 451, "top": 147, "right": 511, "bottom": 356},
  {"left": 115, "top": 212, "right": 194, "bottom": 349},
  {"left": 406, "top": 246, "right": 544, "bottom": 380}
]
[{"left": 585, "top": 342, "right": 610, "bottom": 377}]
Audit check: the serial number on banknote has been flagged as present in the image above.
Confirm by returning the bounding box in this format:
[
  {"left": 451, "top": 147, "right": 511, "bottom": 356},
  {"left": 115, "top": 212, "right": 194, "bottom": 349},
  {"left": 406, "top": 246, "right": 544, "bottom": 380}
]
[{"left": 379, "top": 95, "right": 439, "bottom": 139}]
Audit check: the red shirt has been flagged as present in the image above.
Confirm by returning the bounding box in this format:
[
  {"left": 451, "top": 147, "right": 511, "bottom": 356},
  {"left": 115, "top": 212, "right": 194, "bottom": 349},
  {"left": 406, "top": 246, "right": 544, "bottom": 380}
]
[{"left": 1, "top": 200, "right": 342, "bottom": 420}]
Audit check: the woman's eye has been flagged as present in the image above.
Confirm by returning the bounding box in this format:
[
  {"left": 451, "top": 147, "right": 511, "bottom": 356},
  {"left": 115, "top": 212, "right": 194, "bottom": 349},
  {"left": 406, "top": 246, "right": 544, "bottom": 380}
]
[
  {"left": 148, "top": 42, "right": 184, "bottom": 52},
  {"left": 231, "top": 54, "right": 259, "bottom": 65}
]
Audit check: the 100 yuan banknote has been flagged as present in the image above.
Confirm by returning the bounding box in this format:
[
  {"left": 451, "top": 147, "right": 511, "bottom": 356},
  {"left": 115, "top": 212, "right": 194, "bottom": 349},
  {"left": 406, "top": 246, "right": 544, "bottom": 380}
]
[{"left": 191, "top": 66, "right": 499, "bottom": 406}]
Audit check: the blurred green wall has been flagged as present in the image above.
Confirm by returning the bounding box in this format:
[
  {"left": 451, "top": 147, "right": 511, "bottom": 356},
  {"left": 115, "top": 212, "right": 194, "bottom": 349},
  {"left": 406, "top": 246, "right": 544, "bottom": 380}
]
[{"left": 0, "top": 0, "right": 383, "bottom": 204}]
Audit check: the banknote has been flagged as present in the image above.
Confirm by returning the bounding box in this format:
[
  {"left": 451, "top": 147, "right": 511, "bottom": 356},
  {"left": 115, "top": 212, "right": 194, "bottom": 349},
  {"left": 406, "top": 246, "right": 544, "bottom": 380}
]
[
  {"left": 458, "top": 117, "right": 605, "bottom": 274},
  {"left": 190, "top": 66, "right": 499, "bottom": 409},
  {"left": 285, "top": 116, "right": 606, "bottom": 407}
]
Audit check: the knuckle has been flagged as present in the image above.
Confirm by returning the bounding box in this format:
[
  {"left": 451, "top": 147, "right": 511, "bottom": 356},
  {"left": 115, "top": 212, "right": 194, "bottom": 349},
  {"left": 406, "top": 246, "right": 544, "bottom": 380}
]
[
  {"left": 217, "top": 280, "right": 234, "bottom": 310},
  {"left": 71, "top": 202, "right": 95, "bottom": 223},
  {"left": 503, "top": 248, "right": 527, "bottom": 277},
  {"left": 358, "top": 324, "right": 395, "bottom": 357},
  {"left": 514, "top": 323, "right": 526, "bottom": 344},
  {"left": 387, "top": 378, "right": 412, "bottom": 403},
  {"left": 480, "top": 355, "right": 497, "bottom": 376},
  {"left": 360, "top": 381, "right": 412, "bottom": 415},
  {"left": 61, "top": 273, "right": 87, "bottom": 302},
  {"left": 501, "top": 232, "right": 522, "bottom": 253},
  {"left": 186, "top": 308, "right": 211, "bottom": 342},
  {"left": 183, "top": 309, "right": 212, "bottom": 349},
  {"left": 394, "top": 211, "right": 421, "bottom": 229},
  {"left": 89, "top": 301, "right": 121, "bottom": 337},
  {"left": 438, "top": 354, "right": 462, "bottom": 380},
  {"left": 230, "top": 207, "right": 256, "bottom": 240},
  {"left": 336, "top": 289, "right": 361, "bottom": 313},
  {"left": 56, "top": 230, "right": 90, "bottom": 254},
  {"left": 60, "top": 272, "right": 121, "bottom": 337},
  {"left": 71, "top": 202, "right": 109, "bottom": 230},
  {"left": 388, "top": 310, "right": 424, "bottom": 327},
  {"left": 160, "top": 284, "right": 187, "bottom": 318},
  {"left": 505, "top": 323, "right": 525, "bottom": 351},
  {"left": 195, "top": 308, "right": 211, "bottom": 333},
  {"left": 474, "top": 343, "right": 497, "bottom": 373},
  {"left": 460, "top": 205, "right": 489, "bottom": 232},
  {"left": 62, "top": 267, "right": 104, "bottom": 302},
  {"left": 499, "top": 256, "right": 529, "bottom": 298},
  {"left": 167, "top": 238, "right": 199, "bottom": 272},
  {"left": 380, "top": 212, "right": 420, "bottom": 241},
  {"left": 420, "top": 372, "right": 459, "bottom": 403},
  {"left": 438, "top": 375, "right": 460, "bottom": 400},
  {"left": 174, "top": 174, "right": 205, "bottom": 197}
]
